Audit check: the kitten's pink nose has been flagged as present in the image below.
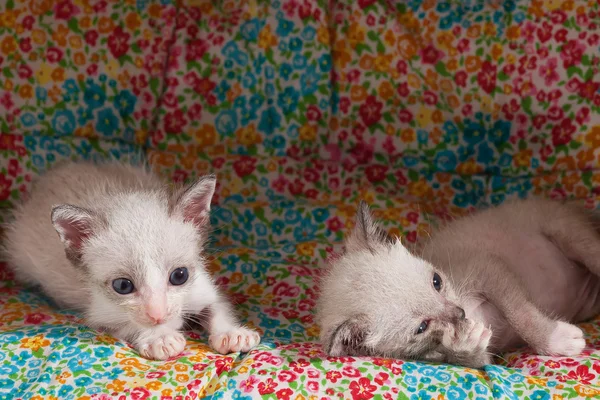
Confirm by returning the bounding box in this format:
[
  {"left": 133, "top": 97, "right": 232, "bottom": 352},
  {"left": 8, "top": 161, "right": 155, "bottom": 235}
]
[{"left": 145, "top": 303, "right": 166, "bottom": 325}]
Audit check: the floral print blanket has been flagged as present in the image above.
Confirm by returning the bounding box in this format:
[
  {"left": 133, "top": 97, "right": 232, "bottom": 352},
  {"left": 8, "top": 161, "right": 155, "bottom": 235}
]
[{"left": 2, "top": 0, "right": 600, "bottom": 399}]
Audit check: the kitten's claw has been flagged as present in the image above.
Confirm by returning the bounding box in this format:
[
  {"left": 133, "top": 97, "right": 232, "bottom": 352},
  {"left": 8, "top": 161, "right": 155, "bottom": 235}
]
[
  {"left": 137, "top": 331, "right": 186, "bottom": 361},
  {"left": 209, "top": 327, "right": 261, "bottom": 354},
  {"left": 544, "top": 321, "right": 585, "bottom": 356},
  {"left": 443, "top": 319, "right": 492, "bottom": 354}
]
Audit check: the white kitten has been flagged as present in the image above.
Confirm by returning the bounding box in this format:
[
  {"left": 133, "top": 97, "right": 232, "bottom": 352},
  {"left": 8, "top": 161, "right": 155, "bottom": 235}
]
[
  {"left": 4, "top": 161, "right": 260, "bottom": 360},
  {"left": 317, "top": 198, "right": 600, "bottom": 368}
]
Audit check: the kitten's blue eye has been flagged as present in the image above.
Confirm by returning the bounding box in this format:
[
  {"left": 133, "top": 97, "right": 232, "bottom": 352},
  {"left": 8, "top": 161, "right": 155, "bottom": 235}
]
[
  {"left": 112, "top": 278, "right": 134, "bottom": 295},
  {"left": 169, "top": 267, "right": 189, "bottom": 286},
  {"left": 417, "top": 320, "right": 429, "bottom": 334},
  {"left": 433, "top": 273, "right": 442, "bottom": 291}
]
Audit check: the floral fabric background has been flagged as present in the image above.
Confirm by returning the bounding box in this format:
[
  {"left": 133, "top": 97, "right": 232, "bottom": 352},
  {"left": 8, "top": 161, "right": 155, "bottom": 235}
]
[{"left": 1, "top": 0, "right": 600, "bottom": 399}]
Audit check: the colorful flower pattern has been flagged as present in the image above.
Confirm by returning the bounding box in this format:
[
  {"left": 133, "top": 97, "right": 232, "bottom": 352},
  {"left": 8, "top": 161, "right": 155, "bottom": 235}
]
[{"left": 1, "top": 0, "right": 600, "bottom": 398}]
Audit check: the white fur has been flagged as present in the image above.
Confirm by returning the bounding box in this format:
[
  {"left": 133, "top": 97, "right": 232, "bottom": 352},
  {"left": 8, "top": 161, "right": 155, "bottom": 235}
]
[{"left": 4, "top": 161, "right": 260, "bottom": 360}]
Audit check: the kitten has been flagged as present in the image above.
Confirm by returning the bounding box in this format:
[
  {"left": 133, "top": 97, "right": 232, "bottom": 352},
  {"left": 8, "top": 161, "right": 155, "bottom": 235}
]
[
  {"left": 317, "top": 198, "right": 600, "bottom": 368},
  {"left": 4, "top": 161, "right": 260, "bottom": 360}
]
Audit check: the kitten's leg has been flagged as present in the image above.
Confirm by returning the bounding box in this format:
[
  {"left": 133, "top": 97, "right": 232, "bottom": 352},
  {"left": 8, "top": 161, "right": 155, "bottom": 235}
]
[
  {"left": 115, "top": 317, "right": 187, "bottom": 361},
  {"left": 186, "top": 285, "right": 260, "bottom": 354},
  {"left": 206, "top": 299, "right": 261, "bottom": 354},
  {"left": 540, "top": 210, "right": 600, "bottom": 276},
  {"left": 478, "top": 256, "right": 585, "bottom": 357}
]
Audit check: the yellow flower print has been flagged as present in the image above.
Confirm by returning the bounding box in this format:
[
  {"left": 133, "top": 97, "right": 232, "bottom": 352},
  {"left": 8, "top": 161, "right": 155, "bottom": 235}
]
[
  {"left": 299, "top": 124, "right": 317, "bottom": 141},
  {"left": 106, "top": 59, "right": 120, "bottom": 79},
  {"left": 333, "top": 40, "right": 351, "bottom": 69},
  {"left": 230, "top": 272, "right": 243, "bottom": 284},
  {"left": 236, "top": 124, "right": 262, "bottom": 145},
  {"left": 57, "top": 371, "right": 72, "bottom": 385},
  {"left": 347, "top": 22, "right": 365, "bottom": 49},
  {"left": 195, "top": 124, "right": 217, "bottom": 147},
  {"left": 0, "top": 36, "right": 17, "bottom": 56},
  {"left": 297, "top": 242, "right": 316, "bottom": 257},
  {"left": 51, "top": 67, "right": 66, "bottom": 83},
  {"left": 20, "top": 335, "right": 50, "bottom": 352},
  {"left": 306, "top": 324, "right": 320, "bottom": 337},
  {"left": 401, "top": 128, "right": 416, "bottom": 143},
  {"left": 457, "top": 160, "right": 483, "bottom": 175},
  {"left": 585, "top": 126, "right": 600, "bottom": 148},
  {"left": 514, "top": 149, "right": 533, "bottom": 167},
  {"left": 52, "top": 24, "right": 69, "bottom": 47},
  {"left": 258, "top": 24, "right": 277, "bottom": 49},
  {"left": 247, "top": 284, "right": 264, "bottom": 297},
  {"left": 416, "top": 106, "right": 432, "bottom": 128},
  {"left": 408, "top": 180, "right": 432, "bottom": 197},
  {"left": 317, "top": 24, "right": 329, "bottom": 45},
  {"left": 175, "top": 374, "right": 189, "bottom": 383},
  {"left": 126, "top": 12, "right": 142, "bottom": 31},
  {"left": 543, "top": 0, "right": 562, "bottom": 10},
  {"left": 19, "top": 84, "right": 34, "bottom": 100},
  {"left": 374, "top": 54, "right": 392, "bottom": 73}
]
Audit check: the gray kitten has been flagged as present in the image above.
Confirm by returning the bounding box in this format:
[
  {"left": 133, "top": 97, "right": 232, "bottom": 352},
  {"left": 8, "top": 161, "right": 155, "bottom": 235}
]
[{"left": 317, "top": 198, "right": 600, "bottom": 368}]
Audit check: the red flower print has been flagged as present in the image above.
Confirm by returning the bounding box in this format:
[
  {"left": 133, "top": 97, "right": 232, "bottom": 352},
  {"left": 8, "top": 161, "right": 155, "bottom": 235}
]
[
  {"left": 593, "top": 363, "right": 600, "bottom": 374},
  {"left": 108, "top": 27, "right": 131, "bottom": 58},
  {"left": 421, "top": 44, "right": 444, "bottom": 64},
  {"left": 545, "top": 360, "right": 561, "bottom": 369},
  {"left": 374, "top": 372, "right": 389, "bottom": 385},
  {"left": 397, "top": 82, "right": 410, "bottom": 97},
  {"left": 258, "top": 378, "right": 277, "bottom": 395},
  {"left": 576, "top": 107, "right": 590, "bottom": 125},
  {"left": 326, "top": 216, "right": 344, "bottom": 232},
  {"left": 342, "top": 366, "right": 361, "bottom": 378},
  {"left": 306, "top": 105, "right": 322, "bottom": 121},
  {"left": 275, "top": 388, "right": 293, "bottom": 400},
  {"left": 54, "top": 0, "right": 79, "bottom": 19},
  {"left": 406, "top": 231, "right": 417, "bottom": 243},
  {"left": 539, "top": 57, "right": 559, "bottom": 86},
  {"left": 561, "top": 39, "right": 584, "bottom": 68},
  {"left": 17, "top": 65, "right": 33, "bottom": 79},
  {"left": 398, "top": 109, "right": 413, "bottom": 123},
  {"left": 215, "top": 357, "right": 233, "bottom": 376},
  {"left": 326, "top": 370, "right": 342, "bottom": 383},
  {"left": 359, "top": 96, "right": 383, "bottom": 127},
  {"left": 288, "top": 178, "right": 305, "bottom": 196},
  {"left": 24, "top": 313, "right": 51, "bottom": 325},
  {"left": 566, "top": 365, "right": 595, "bottom": 384},
  {"left": 46, "top": 47, "right": 64, "bottom": 63},
  {"left": 188, "top": 104, "right": 202, "bottom": 120},
  {"left": 477, "top": 61, "right": 497, "bottom": 94},
  {"left": 0, "top": 174, "right": 12, "bottom": 200},
  {"left": 358, "top": 0, "right": 377, "bottom": 8},
  {"left": 164, "top": 110, "right": 187, "bottom": 134},
  {"left": 552, "top": 118, "right": 576, "bottom": 146},
  {"left": 273, "top": 282, "right": 300, "bottom": 297},
  {"left": 307, "top": 381, "right": 319, "bottom": 392},
  {"left": 277, "top": 370, "right": 297, "bottom": 382},
  {"left": 186, "top": 38, "right": 209, "bottom": 61},
  {"left": 579, "top": 81, "right": 600, "bottom": 101},
  {"left": 22, "top": 15, "right": 35, "bottom": 30},
  {"left": 365, "top": 164, "right": 388, "bottom": 183},
  {"left": 19, "top": 38, "right": 32, "bottom": 53},
  {"left": 7, "top": 159, "right": 20, "bottom": 177},
  {"left": 232, "top": 157, "right": 257, "bottom": 177},
  {"left": 130, "top": 387, "right": 150, "bottom": 400},
  {"left": 349, "top": 377, "right": 377, "bottom": 400},
  {"left": 303, "top": 168, "right": 319, "bottom": 182}
]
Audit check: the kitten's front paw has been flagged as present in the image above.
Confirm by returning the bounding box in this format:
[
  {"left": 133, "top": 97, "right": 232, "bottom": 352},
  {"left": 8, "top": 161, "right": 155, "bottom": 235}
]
[
  {"left": 137, "top": 331, "right": 186, "bottom": 361},
  {"left": 443, "top": 319, "right": 492, "bottom": 354},
  {"left": 209, "top": 327, "right": 261, "bottom": 354},
  {"left": 544, "top": 321, "right": 585, "bottom": 356}
]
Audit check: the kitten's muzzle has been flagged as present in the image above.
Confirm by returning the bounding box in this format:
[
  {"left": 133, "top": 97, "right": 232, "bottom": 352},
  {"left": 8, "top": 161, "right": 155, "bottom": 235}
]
[{"left": 442, "top": 305, "right": 466, "bottom": 324}]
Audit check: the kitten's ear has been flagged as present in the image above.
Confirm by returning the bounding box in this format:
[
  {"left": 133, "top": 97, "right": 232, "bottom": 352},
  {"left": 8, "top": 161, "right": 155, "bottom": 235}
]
[
  {"left": 171, "top": 174, "right": 216, "bottom": 229},
  {"left": 326, "top": 315, "right": 370, "bottom": 356},
  {"left": 51, "top": 205, "right": 102, "bottom": 264},
  {"left": 345, "top": 201, "right": 393, "bottom": 253}
]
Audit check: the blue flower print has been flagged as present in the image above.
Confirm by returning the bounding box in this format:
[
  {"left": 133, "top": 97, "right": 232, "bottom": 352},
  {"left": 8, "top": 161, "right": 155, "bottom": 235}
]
[
  {"left": 434, "top": 150, "right": 457, "bottom": 172},
  {"left": 36, "top": 86, "right": 47, "bottom": 101},
  {"left": 20, "top": 112, "right": 37, "bottom": 127},
  {"left": 464, "top": 121, "right": 486, "bottom": 145},
  {"left": 222, "top": 41, "right": 239, "bottom": 58},
  {"left": 289, "top": 37, "right": 303, "bottom": 52},
  {"left": 271, "top": 220, "right": 284, "bottom": 235},
  {"left": 491, "top": 119, "right": 511, "bottom": 145},
  {"left": 293, "top": 218, "right": 317, "bottom": 241},
  {"left": 75, "top": 377, "right": 93, "bottom": 387},
  {"left": 113, "top": 90, "right": 136, "bottom": 117},
  {"left": 318, "top": 54, "right": 332, "bottom": 73},
  {"left": 242, "top": 72, "right": 256, "bottom": 89},
  {"left": 233, "top": 51, "right": 249, "bottom": 66},
  {"left": 276, "top": 18, "right": 294, "bottom": 37},
  {"left": 51, "top": 109, "right": 77, "bottom": 136},
  {"left": 411, "top": 390, "right": 430, "bottom": 400},
  {"left": 215, "top": 110, "right": 238, "bottom": 136},
  {"left": 0, "top": 380, "right": 14, "bottom": 391},
  {"left": 84, "top": 83, "right": 106, "bottom": 109},
  {"left": 312, "top": 208, "right": 329, "bottom": 223},
  {"left": 223, "top": 255, "right": 240, "bottom": 272},
  {"left": 300, "top": 66, "right": 319, "bottom": 95},
  {"left": 96, "top": 108, "right": 119, "bottom": 137},
  {"left": 446, "top": 386, "right": 467, "bottom": 400},
  {"left": 476, "top": 142, "right": 494, "bottom": 165},
  {"left": 293, "top": 54, "right": 307, "bottom": 69},
  {"left": 258, "top": 107, "right": 281, "bottom": 135},
  {"left": 301, "top": 26, "right": 316, "bottom": 40},
  {"left": 215, "top": 80, "right": 231, "bottom": 102},
  {"left": 277, "top": 86, "right": 300, "bottom": 115},
  {"left": 58, "top": 385, "right": 74, "bottom": 398},
  {"left": 62, "top": 79, "right": 80, "bottom": 95},
  {"left": 77, "top": 107, "right": 93, "bottom": 126},
  {"left": 93, "top": 346, "right": 114, "bottom": 358},
  {"left": 240, "top": 18, "right": 261, "bottom": 41},
  {"left": 67, "top": 352, "right": 96, "bottom": 372},
  {"left": 280, "top": 63, "right": 293, "bottom": 80}
]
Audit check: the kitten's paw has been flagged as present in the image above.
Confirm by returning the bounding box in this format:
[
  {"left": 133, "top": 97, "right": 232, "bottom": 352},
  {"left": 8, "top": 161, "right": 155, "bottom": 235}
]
[
  {"left": 137, "top": 331, "right": 186, "bottom": 361},
  {"left": 544, "top": 321, "right": 585, "bottom": 356},
  {"left": 443, "top": 319, "right": 492, "bottom": 354},
  {"left": 209, "top": 327, "right": 261, "bottom": 354}
]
